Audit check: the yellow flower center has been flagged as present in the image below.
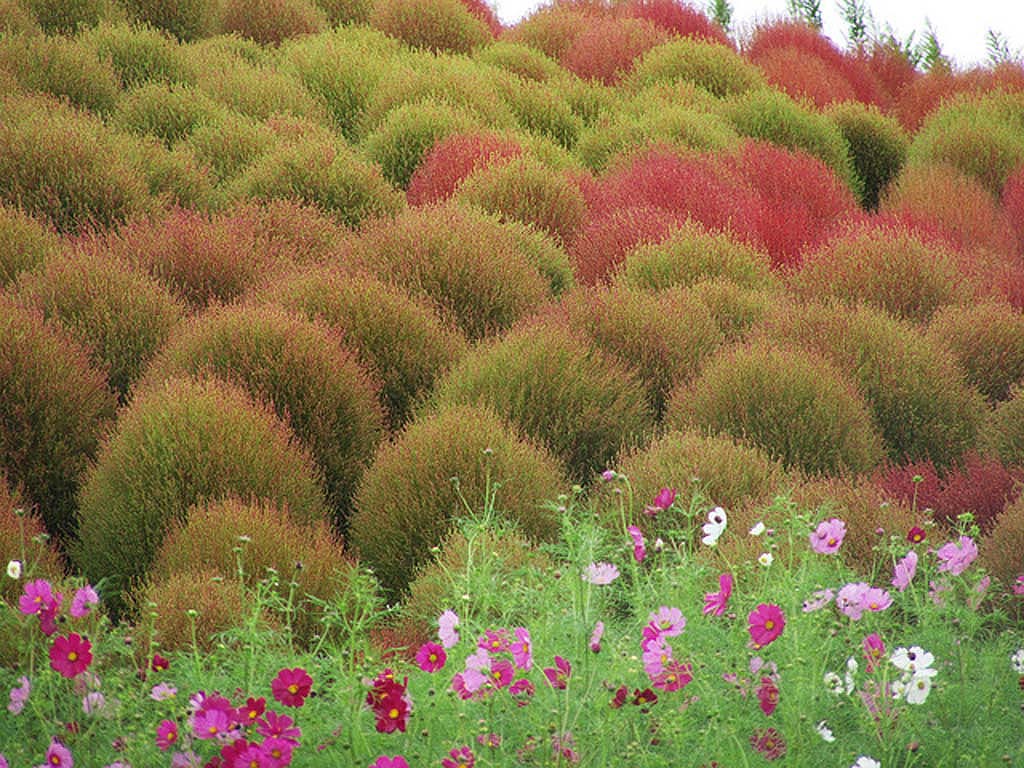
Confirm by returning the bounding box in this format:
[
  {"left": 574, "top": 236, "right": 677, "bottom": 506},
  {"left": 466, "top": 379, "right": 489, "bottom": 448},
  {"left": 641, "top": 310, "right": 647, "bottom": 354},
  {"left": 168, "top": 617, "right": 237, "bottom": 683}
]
[
  {"left": 288, "top": 684, "right": 299, "bottom": 695},
  {"left": 389, "top": 708, "right": 400, "bottom": 719},
  {"left": 68, "top": 652, "right": 78, "bottom": 662},
  {"left": 764, "top": 620, "right": 775, "bottom": 631}
]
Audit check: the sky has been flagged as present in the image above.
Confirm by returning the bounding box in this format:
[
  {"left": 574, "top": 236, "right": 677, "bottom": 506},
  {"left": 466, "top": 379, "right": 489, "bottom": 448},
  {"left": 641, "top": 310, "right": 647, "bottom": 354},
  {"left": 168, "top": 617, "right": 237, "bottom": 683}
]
[{"left": 490, "top": 0, "right": 1024, "bottom": 71}]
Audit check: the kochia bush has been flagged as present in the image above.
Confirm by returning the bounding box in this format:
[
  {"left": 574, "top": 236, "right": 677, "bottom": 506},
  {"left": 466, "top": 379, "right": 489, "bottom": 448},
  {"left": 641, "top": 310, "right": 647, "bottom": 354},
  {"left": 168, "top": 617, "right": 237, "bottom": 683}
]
[
  {"left": 369, "top": 0, "right": 493, "bottom": 55},
  {"left": 406, "top": 131, "right": 524, "bottom": 206},
  {"left": 0, "top": 204, "right": 59, "bottom": 288},
  {"left": 560, "top": 16, "right": 670, "bottom": 85},
  {"left": 218, "top": 0, "right": 328, "bottom": 45},
  {"left": 626, "top": 38, "right": 765, "bottom": 97}
]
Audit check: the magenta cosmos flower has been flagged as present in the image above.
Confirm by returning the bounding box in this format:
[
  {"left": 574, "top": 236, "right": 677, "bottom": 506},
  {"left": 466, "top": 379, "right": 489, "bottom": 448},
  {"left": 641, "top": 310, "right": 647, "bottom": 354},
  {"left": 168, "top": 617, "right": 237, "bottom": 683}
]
[
  {"left": 415, "top": 642, "right": 447, "bottom": 673},
  {"left": 809, "top": 518, "right": 846, "bottom": 555},
  {"left": 756, "top": 677, "right": 780, "bottom": 715},
  {"left": 370, "top": 757, "right": 409, "bottom": 768},
  {"left": 70, "top": 585, "right": 99, "bottom": 619},
  {"left": 510, "top": 627, "right": 532, "bottom": 670},
  {"left": 644, "top": 487, "right": 676, "bottom": 517},
  {"left": 748, "top": 604, "right": 785, "bottom": 649},
  {"left": 40, "top": 740, "right": 73, "bottom": 768},
  {"left": 271, "top": 667, "right": 312, "bottom": 708},
  {"left": 892, "top": 550, "right": 918, "bottom": 592},
  {"left": 19, "top": 579, "right": 54, "bottom": 615},
  {"left": 543, "top": 656, "right": 571, "bottom": 689},
  {"left": 49, "top": 633, "right": 93, "bottom": 679},
  {"left": 627, "top": 525, "right": 646, "bottom": 563},
  {"left": 703, "top": 573, "right": 733, "bottom": 617},
  {"left": 441, "top": 746, "right": 475, "bottom": 768},
  {"left": 935, "top": 535, "right": 978, "bottom": 576},
  {"left": 156, "top": 720, "right": 179, "bottom": 752}
]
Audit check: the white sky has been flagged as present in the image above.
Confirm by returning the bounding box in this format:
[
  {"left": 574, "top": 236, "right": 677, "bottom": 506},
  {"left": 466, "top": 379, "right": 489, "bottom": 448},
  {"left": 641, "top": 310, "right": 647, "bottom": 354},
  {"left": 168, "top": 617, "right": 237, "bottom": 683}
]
[{"left": 491, "top": 0, "right": 1024, "bottom": 71}]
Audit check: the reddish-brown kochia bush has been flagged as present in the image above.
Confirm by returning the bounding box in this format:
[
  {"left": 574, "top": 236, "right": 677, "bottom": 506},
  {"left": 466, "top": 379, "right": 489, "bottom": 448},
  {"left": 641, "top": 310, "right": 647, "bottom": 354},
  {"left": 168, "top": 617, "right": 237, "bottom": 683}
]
[
  {"left": 732, "top": 140, "right": 862, "bottom": 271},
  {"left": 1002, "top": 163, "right": 1024, "bottom": 256},
  {"left": 874, "top": 453, "right": 1024, "bottom": 535},
  {"left": 218, "top": 0, "right": 327, "bottom": 45},
  {"left": 504, "top": 2, "right": 606, "bottom": 62},
  {"left": 752, "top": 45, "right": 859, "bottom": 109},
  {"left": 613, "top": 0, "right": 732, "bottom": 48},
  {"left": 0, "top": 477, "right": 65, "bottom": 605},
  {"left": 560, "top": 16, "right": 670, "bottom": 85},
  {"left": 983, "top": 386, "right": 1024, "bottom": 466},
  {"left": 862, "top": 41, "right": 919, "bottom": 106},
  {"left": 980, "top": 492, "right": 1024, "bottom": 590},
  {"left": 569, "top": 205, "right": 690, "bottom": 286},
  {"left": 406, "top": 132, "right": 523, "bottom": 206}
]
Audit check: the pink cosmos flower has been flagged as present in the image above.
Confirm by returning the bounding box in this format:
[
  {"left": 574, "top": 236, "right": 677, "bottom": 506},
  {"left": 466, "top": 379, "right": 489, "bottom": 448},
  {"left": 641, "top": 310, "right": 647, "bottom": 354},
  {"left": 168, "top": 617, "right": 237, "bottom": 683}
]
[
  {"left": 510, "top": 627, "right": 532, "bottom": 670},
  {"left": 809, "top": 518, "right": 846, "bottom": 555},
  {"left": 652, "top": 659, "right": 693, "bottom": 692},
  {"left": 863, "top": 633, "right": 886, "bottom": 673},
  {"left": 642, "top": 636, "right": 672, "bottom": 678},
  {"left": 892, "top": 550, "right": 918, "bottom": 592},
  {"left": 543, "top": 656, "right": 571, "bottom": 689},
  {"left": 40, "top": 740, "right": 72, "bottom": 768},
  {"left": 581, "top": 562, "right": 619, "bottom": 585},
  {"left": 627, "top": 525, "right": 646, "bottom": 563},
  {"left": 748, "top": 604, "right": 785, "bottom": 649},
  {"left": 370, "top": 756, "right": 409, "bottom": 768},
  {"left": 935, "top": 535, "right": 979, "bottom": 576},
  {"left": 861, "top": 586, "right": 892, "bottom": 614},
  {"left": 192, "top": 707, "right": 231, "bottom": 740},
  {"left": 170, "top": 750, "right": 201, "bottom": 768},
  {"left": 156, "top": 720, "right": 179, "bottom": 751},
  {"left": 1, "top": 754, "right": 7, "bottom": 768},
  {"left": 601, "top": 469, "right": 616, "bottom": 482},
  {"left": 802, "top": 589, "right": 834, "bottom": 612},
  {"left": 70, "top": 586, "right": 99, "bottom": 619},
  {"left": 756, "top": 676, "right": 779, "bottom": 715},
  {"left": 263, "top": 738, "right": 295, "bottom": 768},
  {"left": 488, "top": 659, "right": 515, "bottom": 689},
  {"left": 480, "top": 629, "right": 510, "bottom": 654},
  {"left": 644, "top": 487, "right": 676, "bottom": 517},
  {"left": 50, "top": 633, "right": 93, "bottom": 679},
  {"left": 1014, "top": 575, "right": 1024, "bottom": 595},
  {"left": 750, "top": 728, "right": 786, "bottom": 760},
  {"left": 441, "top": 746, "right": 475, "bottom": 768},
  {"left": 477, "top": 733, "right": 501, "bottom": 748},
  {"left": 649, "top": 606, "right": 685, "bottom": 636},
  {"left": 271, "top": 667, "right": 312, "bottom": 708},
  {"left": 438, "top": 610, "right": 460, "bottom": 648},
  {"left": 8, "top": 676, "right": 29, "bottom": 714},
  {"left": 37, "top": 592, "right": 63, "bottom": 636},
  {"left": 19, "top": 579, "right": 54, "bottom": 615},
  {"left": 589, "top": 621, "right": 604, "bottom": 653},
  {"left": 415, "top": 642, "right": 447, "bottom": 673},
  {"left": 703, "top": 573, "right": 733, "bottom": 617},
  {"left": 509, "top": 678, "right": 535, "bottom": 706},
  {"left": 836, "top": 582, "right": 870, "bottom": 620},
  {"left": 257, "top": 710, "right": 301, "bottom": 743}
]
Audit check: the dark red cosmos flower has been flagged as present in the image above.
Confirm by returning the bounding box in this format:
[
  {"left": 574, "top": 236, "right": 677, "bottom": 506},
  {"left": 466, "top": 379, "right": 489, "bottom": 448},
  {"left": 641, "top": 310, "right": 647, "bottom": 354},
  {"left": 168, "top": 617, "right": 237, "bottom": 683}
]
[
  {"left": 751, "top": 728, "right": 786, "bottom": 760},
  {"left": 271, "top": 668, "right": 312, "bottom": 708},
  {"left": 49, "top": 633, "right": 93, "bottom": 678},
  {"left": 756, "top": 677, "right": 780, "bottom": 716}
]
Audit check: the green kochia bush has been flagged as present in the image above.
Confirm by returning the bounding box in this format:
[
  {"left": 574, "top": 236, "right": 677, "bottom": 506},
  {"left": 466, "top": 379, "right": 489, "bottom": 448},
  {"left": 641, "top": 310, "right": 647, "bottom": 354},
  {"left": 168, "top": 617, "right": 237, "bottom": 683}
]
[
  {"left": 122, "top": 0, "right": 220, "bottom": 40},
  {"left": 77, "top": 21, "right": 196, "bottom": 89},
  {"left": 0, "top": 203, "right": 60, "bottom": 288},
  {"left": 369, "top": 0, "right": 493, "bottom": 55},
  {"left": 19, "top": 0, "right": 122, "bottom": 34},
  {"left": 753, "top": 299, "right": 987, "bottom": 469},
  {"left": 185, "top": 111, "right": 277, "bottom": 184},
  {"left": 140, "top": 302, "right": 386, "bottom": 526},
  {"left": 427, "top": 318, "right": 657, "bottom": 481},
  {"left": 349, "top": 403, "right": 566, "bottom": 598},
  {"left": 0, "top": 295, "right": 118, "bottom": 543},
  {"left": 73, "top": 375, "right": 329, "bottom": 608},
  {"left": 14, "top": 246, "right": 188, "bottom": 401},
  {"left": 218, "top": 0, "right": 328, "bottom": 46},
  {"left": 626, "top": 38, "right": 766, "bottom": 97},
  {"left": 826, "top": 101, "right": 908, "bottom": 210},
  {"left": 114, "top": 82, "right": 225, "bottom": 146},
  {"left": 665, "top": 338, "right": 885, "bottom": 476},
  {"left": 0, "top": 94, "right": 152, "bottom": 234},
  {"left": 982, "top": 386, "right": 1024, "bottom": 466},
  {"left": 354, "top": 203, "right": 552, "bottom": 340},
  {"left": 252, "top": 264, "right": 469, "bottom": 429}
]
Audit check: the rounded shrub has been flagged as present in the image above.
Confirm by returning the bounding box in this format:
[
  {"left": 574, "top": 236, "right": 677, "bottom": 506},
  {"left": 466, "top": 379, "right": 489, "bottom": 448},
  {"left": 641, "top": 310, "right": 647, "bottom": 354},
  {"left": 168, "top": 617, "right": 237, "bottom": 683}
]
[
  {"left": 455, "top": 156, "right": 587, "bottom": 246},
  {"left": 369, "top": 0, "right": 493, "bottom": 55},
  {"left": 503, "top": 3, "right": 598, "bottom": 62},
  {"left": 0, "top": 34, "right": 121, "bottom": 115},
  {"left": 880, "top": 162, "right": 1017, "bottom": 257},
  {"left": 982, "top": 386, "right": 1024, "bottom": 466},
  {"left": 0, "top": 477, "right": 65, "bottom": 606},
  {"left": 826, "top": 101, "right": 909, "bottom": 210},
  {"left": 218, "top": 0, "right": 327, "bottom": 45},
  {"left": 150, "top": 497, "right": 359, "bottom": 645},
  {"left": 664, "top": 338, "right": 885, "bottom": 476},
  {"left": 349, "top": 403, "right": 566, "bottom": 597},
  {"left": 73, "top": 375, "right": 330, "bottom": 605},
  {"left": 231, "top": 134, "right": 405, "bottom": 229},
  {"left": 129, "top": 137, "right": 222, "bottom": 212},
  {"left": 140, "top": 570, "right": 249, "bottom": 652},
  {"left": 750, "top": 45, "right": 859, "bottom": 109},
  {"left": 474, "top": 40, "right": 566, "bottom": 82},
  {"left": 0, "top": 204, "right": 59, "bottom": 288},
  {"left": 498, "top": 218, "right": 575, "bottom": 296},
  {"left": 563, "top": 284, "right": 724, "bottom": 417},
  {"left": 614, "top": 219, "right": 776, "bottom": 292},
  {"left": 908, "top": 92, "right": 1024, "bottom": 199},
  {"left": 78, "top": 21, "right": 196, "bottom": 89},
  {"left": 627, "top": 38, "right": 765, "bottom": 97},
  {"left": 569, "top": 204, "right": 689, "bottom": 286},
  {"left": 0, "top": 94, "right": 151, "bottom": 234},
  {"left": 503, "top": 78, "right": 584, "bottom": 150},
  {"left": 790, "top": 218, "right": 973, "bottom": 324},
  {"left": 427, "top": 318, "right": 657, "bottom": 480},
  {"left": 733, "top": 140, "right": 863, "bottom": 271},
  {"left": 122, "top": 0, "right": 220, "bottom": 40},
  {"left": 753, "top": 298, "right": 987, "bottom": 468},
  {"left": 361, "top": 99, "right": 480, "bottom": 189},
  {"left": 114, "top": 82, "right": 224, "bottom": 146},
  {"left": 311, "top": 0, "right": 373, "bottom": 24},
  {"left": 718, "top": 89, "right": 861, "bottom": 199},
  {"left": 614, "top": 0, "right": 731, "bottom": 46},
  {"left": 185, "top": 110, "right": 277, "bottom": 183},
  {"left": 0, "top": 294, "right": 118, "bottom": 542},
  {"left": 19, "top": 0, "right": 121, "bottom": 34},
  {"left": 230, "top": 197, "right": 356, "bottom": 266},
  {"left": 981, "top": 493, "right": 1024, "bottom": 590},
  {"left": 560, "top": 16, "right": 670, "bottom": 85},
  {"left": 14, "top": 246, "right": 187, "bottom": 401},
  {"left": 594, "top": 427, "right": 788, "bottom": 540},
  {"left": 353, "top": 203, "right": 551, "bottom": 340},
  {"left": 926, "top": 300, "right": 1024, "bottom": 403},
  {"left": 97, "top": 207, "right": 291, "bottom": 309},
  {"left": 140, "top": 302, "right": 385, "bottom": 523},
  {"left": 252, "top": 264, "right": 468, "bottom": 429},
  {"left": 406, "top": 130, "right": 523, "bottom": 205},
  {"left": 680, "top": 277, "right": 782, "bottom": 342}
]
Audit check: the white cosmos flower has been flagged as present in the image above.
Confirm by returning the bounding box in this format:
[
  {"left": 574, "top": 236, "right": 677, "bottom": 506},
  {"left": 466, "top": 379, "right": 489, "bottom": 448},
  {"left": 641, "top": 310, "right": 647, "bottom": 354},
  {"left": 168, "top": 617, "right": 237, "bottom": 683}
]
[
  {"left": 844, "top": 657, "right": 858, "bottom": 694},
  {"left": 1011, "top": 649, "right": 1024, "bottom": 675},
  {"left": 904, "top": 668, "right": 937, "bottom": 705},
  {"left": 749, "top": 521, "right": 766, "bottom": 536},
  {"left": 701, "top": 507, "right": 727, "bottom": 546},
  {"left": 852, "top": 757, "right": 881, "bottom": 768},
  {"left": 815, "top": 720, "right": 835, "bottom": 742},
  {"left": 890, "top": 646, "right": 935, "bottom": 675},
  {"left": 824, "top": 671, "right": 844, "bottom": 695},
  {"left": 6, "top": 560, "right": 21, "bottom": 579},
  {"left": 758, "top": 552, "right": 774, "bottom": 567}
]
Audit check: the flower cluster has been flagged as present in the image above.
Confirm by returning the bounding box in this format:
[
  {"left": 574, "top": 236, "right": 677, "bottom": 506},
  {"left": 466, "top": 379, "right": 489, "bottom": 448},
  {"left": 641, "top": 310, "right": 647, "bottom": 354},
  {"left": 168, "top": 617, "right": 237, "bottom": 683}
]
[
  {"left": 891, "top": 646, "right": 938, "bottom": 705},
  {"left": 366, "top": 670, "right": 411, "bottom": 733},
  {"left": 640, "top": 606, "right": 693, "bottom": 691},
  {"left": 451, "top": 627, "right": 535, "bottom": 704}
]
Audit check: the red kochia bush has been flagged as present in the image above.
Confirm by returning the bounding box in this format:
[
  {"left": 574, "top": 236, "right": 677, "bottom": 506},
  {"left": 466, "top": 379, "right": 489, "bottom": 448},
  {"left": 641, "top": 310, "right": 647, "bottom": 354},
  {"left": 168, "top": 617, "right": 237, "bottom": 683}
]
[
  {"left": 504, "top": 2, "right": 606, "bottom": 62},
  {"left": 1002, "top": 164, "right": 1024, "bottom": 256},
  {"left": 406, "top": 131, "right": 523, "bottom": 206},
  {"left": 614, "top": 0, "right": 732, "bottom": 48},
  {"left": 560, "top": 16, "right": 671, "bottom": 85},
  {"left": 875, "top": 453, "right": 1024, "bottom": 535},
  {"left": 732, "top": 140, "right": 862, "bottom": 271},
  {"left": 751, "top": 45, "right": 859, "bottom": 110}
]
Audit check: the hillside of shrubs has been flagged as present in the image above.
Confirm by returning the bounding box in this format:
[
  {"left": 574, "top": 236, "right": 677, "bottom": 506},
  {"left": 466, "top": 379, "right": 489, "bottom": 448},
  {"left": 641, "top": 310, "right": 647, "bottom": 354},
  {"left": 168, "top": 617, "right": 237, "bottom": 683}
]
[{"left": 2, "top": 0, "right": 1024, "bottom": 765}]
